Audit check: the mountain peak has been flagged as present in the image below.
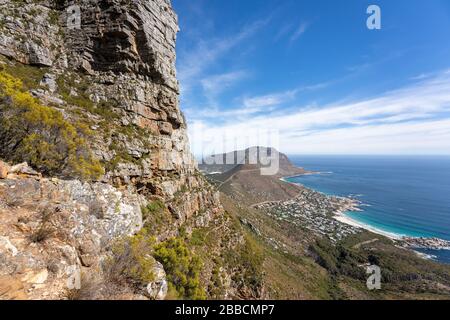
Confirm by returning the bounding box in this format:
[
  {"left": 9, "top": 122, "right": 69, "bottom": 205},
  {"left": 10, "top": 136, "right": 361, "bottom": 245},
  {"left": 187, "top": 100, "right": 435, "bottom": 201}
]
[{"left": 199, "top": 146, "right": 305, "bottom": 177}]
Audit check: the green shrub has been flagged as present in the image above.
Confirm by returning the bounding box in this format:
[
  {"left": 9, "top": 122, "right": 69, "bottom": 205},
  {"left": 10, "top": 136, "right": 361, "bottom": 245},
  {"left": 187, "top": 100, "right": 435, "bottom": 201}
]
[
  {"left": 141, "top": 200, "right": 172, "bottom": 236},
  {"left": 105, "top": 231, "right": 156, "bottom": 285},
  {"left": 310, "top": 239, "right": 339, "bottom": 274},
  {"left": 310, "top": 238, "right": 367, "bottom": 280},
  {"left": 0, "top": 70, "right": 103, "bottom": 180},
  {"left": 154, "top": 237, "right": 206, "bottom": 300},
  {"left": 221, "top": 232, "right": 265, "bottom": 298},
  {"left": 237, "top": 235, "right": 264, "bottom": 289},
  {"left": 209, "top": 264, "right": 224, "bottom": 299},
  {"left": 142, "top": 200, "right": 165, "bottom": 220},
  {"left": 189, "top": 229, "right": 207, "bottom": 247}
]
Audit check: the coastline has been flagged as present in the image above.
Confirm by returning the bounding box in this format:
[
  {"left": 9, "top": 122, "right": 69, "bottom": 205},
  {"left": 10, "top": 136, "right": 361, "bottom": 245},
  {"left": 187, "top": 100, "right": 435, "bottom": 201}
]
[
  {"left": 335, "top": 204, "right": 450, "bottom": 253},
  {"left": 281, "top": 171, "right": 325, "bottom": 180},
  {"left": 281, "top": 173, "right": 450, "bottom": 255},
  {"left": 282, "top": 173, "right": 418, "bottom": 238},
  {"left": 333, "top": 210, "right": 404, "bottom": 240}
]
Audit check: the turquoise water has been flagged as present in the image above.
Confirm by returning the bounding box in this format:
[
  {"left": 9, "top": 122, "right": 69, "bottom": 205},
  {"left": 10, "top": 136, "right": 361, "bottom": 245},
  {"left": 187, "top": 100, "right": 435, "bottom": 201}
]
[{"left": 286, "top": 155, "right": 450, "bottom": 263}]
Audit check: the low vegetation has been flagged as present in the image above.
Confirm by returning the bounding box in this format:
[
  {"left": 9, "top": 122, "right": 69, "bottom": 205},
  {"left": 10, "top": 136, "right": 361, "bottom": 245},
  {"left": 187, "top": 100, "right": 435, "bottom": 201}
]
[
  {"left": 142, "top": 200, "right": 165, "bottom": 220},
  {"left": 0, "top": 69, "right": 103, "bottom": 180},
  {"left": 65, "top": 273, "right": 101, "bottom": 301},
  {"left": 105, "top": 231, "right": 156, "bottom": 286},
  {"left": 311, "top": 238, "right": 366, "bottom": 278},
  {"left": 189, "top": 228, "right": 208, "bottom": 247},
  {"left": 310, "top": 232, "right": 450, "bottom": 298},
  {"left": 29, "top": 224, "right": 54, "bottom": 243},
  {"left": 141, "top": 200, "right": 174, "bottom": 236},
  {"left": 0, "top": 55, "right": 48, "bottom": 90},
  {"left": 222, "top": 232, "right": 265, "bottom": 298},
  {"left": 28, "top": 206, "right": 57, "bottom": 243},
  {"left": 105, "top": 229, "right": 207, "bottom": 300},
  {"left": 154, "top": 237, "right": 206, "bottom": 300}
]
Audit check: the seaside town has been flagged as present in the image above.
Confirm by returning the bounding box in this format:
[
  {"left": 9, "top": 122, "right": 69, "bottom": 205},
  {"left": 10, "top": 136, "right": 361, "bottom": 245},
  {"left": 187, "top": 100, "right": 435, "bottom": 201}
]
[
  {"left": 253, "top": 188, "right": 362, "bottom": 243},
  {"left": 254, "top": 186, "right": 450, "bottom": 252},
  {"left": 401, "top": 237, "right": 450, "bottom": 251}
]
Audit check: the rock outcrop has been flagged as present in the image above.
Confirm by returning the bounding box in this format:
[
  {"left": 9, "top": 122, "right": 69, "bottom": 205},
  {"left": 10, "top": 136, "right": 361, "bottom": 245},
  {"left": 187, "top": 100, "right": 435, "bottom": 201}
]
[
  {"left": 0, "top": 0, "right": 210, "bottom": 198},
  {"left": 0, "top": 161, "right": 145, "bottom": 299},
  {"left": 0, "top": 0, "right": 222, "bottom": 227}
]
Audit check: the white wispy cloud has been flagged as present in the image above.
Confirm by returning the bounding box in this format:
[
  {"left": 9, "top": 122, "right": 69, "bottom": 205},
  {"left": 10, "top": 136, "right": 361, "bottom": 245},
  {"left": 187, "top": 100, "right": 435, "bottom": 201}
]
[
  {"left": 185, "top": 80, "right": 331, "bottom": 122},
  {"left": 243, "top": 91, "right": 297, "bottom": 108},
  {"left": 410, "top": 73, "right": 431, "bottom": 81},
  {"left": 290, "top": 22, "right": 309, "bottom": 43},
  {"left": 185, "top": 105, "right": 270, "bottom": 120},
  {"left": 282, "top": 119, "right": 450, "bottom": 155},
  {"left": 201, "top": 71, "right": 248, "bottom": 97},
  {"left": 185, "top": 88, "right": 303, "bottom": 122},
  {"left": 188, "top": 69, "right": 450, "bottom": 156},
  {"left": 242, "top": 81, "right": 330, "bottom": 109},
  {"left": 274, "top": 22, "right": 294, "bottom": 42}
]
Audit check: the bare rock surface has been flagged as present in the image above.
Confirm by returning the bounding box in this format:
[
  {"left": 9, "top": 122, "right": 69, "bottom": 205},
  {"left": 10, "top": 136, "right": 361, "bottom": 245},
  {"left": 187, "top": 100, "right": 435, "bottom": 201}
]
[{"left": 0, "top": 169, "right": 145, "bottom": 299}]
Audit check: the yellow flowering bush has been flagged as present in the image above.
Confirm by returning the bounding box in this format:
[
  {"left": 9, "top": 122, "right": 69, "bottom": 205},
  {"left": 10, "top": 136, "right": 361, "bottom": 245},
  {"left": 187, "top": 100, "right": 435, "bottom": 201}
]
[{"left": 0, "top": 69, "right": 103, "bottom": 180}]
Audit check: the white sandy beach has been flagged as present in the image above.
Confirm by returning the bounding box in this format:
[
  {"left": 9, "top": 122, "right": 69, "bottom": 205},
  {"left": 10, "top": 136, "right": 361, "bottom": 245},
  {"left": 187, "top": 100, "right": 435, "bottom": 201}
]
[
  {"left": 282, "top": 174, "right": 406, "bottom": 241},
  {"left": 333, "top": 211, "right": 404, "bottom": 240}
]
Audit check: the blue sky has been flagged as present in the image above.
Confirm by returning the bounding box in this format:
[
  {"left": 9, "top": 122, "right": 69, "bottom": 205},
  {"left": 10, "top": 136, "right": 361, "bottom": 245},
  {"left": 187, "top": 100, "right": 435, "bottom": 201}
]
[{"left": 172, "top": 0, "right": 450, "bottom": 156}]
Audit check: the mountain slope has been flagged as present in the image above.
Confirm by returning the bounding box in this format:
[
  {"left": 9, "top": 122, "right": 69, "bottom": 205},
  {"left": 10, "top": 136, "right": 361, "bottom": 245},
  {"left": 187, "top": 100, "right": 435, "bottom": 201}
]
[{"left": 201, "top": 147, "right": 307, "bottom": 206}]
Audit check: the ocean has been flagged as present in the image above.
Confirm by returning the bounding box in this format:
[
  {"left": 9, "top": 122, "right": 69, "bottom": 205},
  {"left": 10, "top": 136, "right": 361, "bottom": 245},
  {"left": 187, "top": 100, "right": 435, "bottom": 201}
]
[{"left": 286, "top": 155, "right": 450, "bottom": 264}]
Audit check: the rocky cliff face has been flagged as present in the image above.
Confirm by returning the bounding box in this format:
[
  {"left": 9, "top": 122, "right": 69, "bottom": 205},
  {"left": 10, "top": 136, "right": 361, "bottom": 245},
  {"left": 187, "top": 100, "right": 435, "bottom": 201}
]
[
  {"left": 0, "top": 0, "right": 221, "bottom": 225},
  {"left": 0, "top": 0, "right": 252, "bottom": 300}
]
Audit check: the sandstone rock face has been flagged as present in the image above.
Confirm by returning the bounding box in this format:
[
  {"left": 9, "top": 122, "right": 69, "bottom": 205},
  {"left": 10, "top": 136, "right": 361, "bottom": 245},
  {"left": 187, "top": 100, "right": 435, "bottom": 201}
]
[
  {"left": 63, "top": 0, "right": 180, "bottom": 91},
  {"left": 0, "top": 1, "right": 56, "bottom": 66},
  {"left": 0, "top": 0, "right": 220, "bottom": 217},
  {"left": 0, "top": 275, "right": 28, "bottom": 300}
]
